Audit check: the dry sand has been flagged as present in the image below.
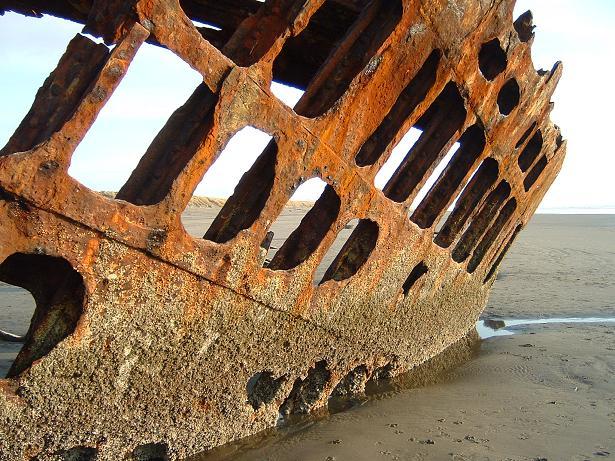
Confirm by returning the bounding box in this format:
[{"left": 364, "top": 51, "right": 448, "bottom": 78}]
[
  {"left": 485, "top": 214, "right": 615, "bottom": 320},
  {"left": 1, "top": 211, "right": 614, "bottom": 460}
]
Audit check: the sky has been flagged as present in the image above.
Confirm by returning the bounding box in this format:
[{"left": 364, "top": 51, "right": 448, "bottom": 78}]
[{"left": 0, "top": 1, "right": 613, "bottom": 210}]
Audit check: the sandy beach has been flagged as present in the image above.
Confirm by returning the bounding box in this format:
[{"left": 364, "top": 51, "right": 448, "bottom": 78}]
[{"left": 1, "top": 211, "right": 614, "bottom": 460}]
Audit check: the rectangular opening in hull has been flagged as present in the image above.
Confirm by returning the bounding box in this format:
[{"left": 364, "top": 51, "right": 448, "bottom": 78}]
[
  {"left": 203, "top": 128, "right": 277, "bottom": 244},
  {"left": 435, "top": 157, "right": 499, "bottom": 248},
  {"left": 355, "top": 50, "right": 441, "bottom": 167},
  {"left": 263, "top": 178, "right": 333, "bottom": 270},
  {"left": 484, "top": 224, "right": 522, "bottom": 283},
  {"left": 467, "top": 198, "right": 517, "bottom": 273},
  {"left": 74, "top": 43, "right": 204, "bottom": 204},
  {"left": 451, "top": 180, "right": 511, "bottom": 263},
  {"left": 523, "top": 154, "right": 548, "bottom": 191},
  {"left": 402, "top": 262, "right": 428, "bottom": 295},
  {"left": 382, "top": 82, "right": 467, "bottom": 203},
  {"left": 319, "top": 219, "right": 379, "bottom": 284},
  {"left": 411, "top": 124, "right": 485, "bottom": 229}
]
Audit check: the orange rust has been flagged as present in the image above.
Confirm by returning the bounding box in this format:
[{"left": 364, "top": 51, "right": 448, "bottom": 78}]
[{"left": 81, "top": 238, "right": 101, "bottom": 269}]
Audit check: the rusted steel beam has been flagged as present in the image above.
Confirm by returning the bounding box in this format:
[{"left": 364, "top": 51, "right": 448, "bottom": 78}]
[
  {"left": 0, "top": 35, "right": 109, "bottom": 156},
  {"left": 1, "top": 0, "right": 366, "bottom": 89},
  {"left": 0, "top": 0, "right": 565, "bottom": 459}
]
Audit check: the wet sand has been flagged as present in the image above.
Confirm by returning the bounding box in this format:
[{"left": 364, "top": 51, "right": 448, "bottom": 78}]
[
  {"left": 485, "top": 214, "right": 615, "bottom": 320},
  {"left": 1, "top": 212, "right": 614, "bottom": 459}
]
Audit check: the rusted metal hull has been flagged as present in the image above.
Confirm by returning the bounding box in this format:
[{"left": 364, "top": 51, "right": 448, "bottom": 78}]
[{"left": 0, "top": 0, "right": 564, "bottom": 459}]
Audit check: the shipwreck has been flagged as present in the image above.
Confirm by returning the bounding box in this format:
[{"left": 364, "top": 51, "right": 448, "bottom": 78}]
[{"left": 0, "top": 0, "right": 564, "bottom": 459}]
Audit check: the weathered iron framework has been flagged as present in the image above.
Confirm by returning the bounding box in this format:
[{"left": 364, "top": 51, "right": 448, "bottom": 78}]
[{"left": 0, "top": 0, "right": 564, "bottom": 459}]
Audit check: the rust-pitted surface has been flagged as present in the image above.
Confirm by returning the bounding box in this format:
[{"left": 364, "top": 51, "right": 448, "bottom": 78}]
[{"left": 0, "top": 1, "right": 565, "bottom": 459}]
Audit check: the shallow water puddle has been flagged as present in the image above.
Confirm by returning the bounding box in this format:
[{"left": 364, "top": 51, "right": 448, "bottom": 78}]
[{"left": 478, "top": 316, "right": 615, "bottom": 339}]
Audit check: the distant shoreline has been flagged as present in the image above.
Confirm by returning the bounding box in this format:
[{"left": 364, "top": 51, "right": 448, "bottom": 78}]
[
  {"left": 99, "top": 192, "right": 615, "bottom": 214},
  {"left": 98, "top": 191, "right": 315, "bottom": 209},
  {"left": 536, "top": 208, "right": 615, "bottom": 214}
]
